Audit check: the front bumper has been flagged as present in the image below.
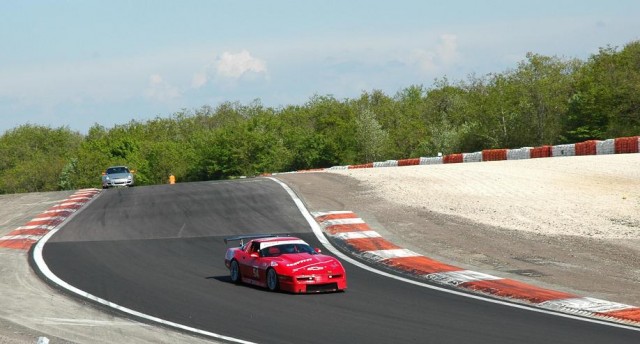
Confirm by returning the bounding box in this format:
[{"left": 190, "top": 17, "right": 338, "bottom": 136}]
[
  {"left": 279, "top": 273, "right": 347, "bottom": 293},
  {"left": 103, "top": 178, "right": 134, "bottom": 188}
]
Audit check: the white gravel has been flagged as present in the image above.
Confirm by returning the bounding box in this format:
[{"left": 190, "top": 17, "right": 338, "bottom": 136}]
[{"left": 329, "top": 154, "right": 640, "bottom": 239}]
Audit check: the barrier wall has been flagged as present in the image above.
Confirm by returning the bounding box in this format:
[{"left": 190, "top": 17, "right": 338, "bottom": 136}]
[
  {"left": 349, "top": 163, "right": 374, "bottom": 169},
  {"left": 483, "top": 149, "right": 508, "bottom": 161},
  {"left": 530, "top": 145, "right": 552, "bottom": 158},
  {"left": 575, "top": 140, "right": 598, "bottom": 156},
  {"left": 443, "top": 153, "right": 463, "bottom": 164},
  {"left": 420, "top": 157, "right": 443, "bottom": 165},
  {"left": 507, "top": 147, "right": 531, "bottom": 160},
  {"left": 328, "top": 165, "right": 349, "bottom": 170},
  {"left": 552, "top": 144, "right": 576, "bottom": 157},
  {"left": 373, "top": 160, "right": 399, "bottom": 168},
  {"left": 463, "top": 152, "right": 482, "bottom": 163},
  {"left": 615, "top": 136, "right": 640, "bottom": 154},
  {"left": 313, "top": 135, "right": 639, "bottom": 172},
  {"left": 596, "top": 139, "right": 615, "bottom": 155},
  {"left": 397, "top": 158, "right": 420, "bottom": 166}
]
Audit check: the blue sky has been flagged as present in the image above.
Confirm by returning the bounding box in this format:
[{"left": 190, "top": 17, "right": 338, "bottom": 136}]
[{"left": 1, "top": 1, "right": 639, "bottom": 134}]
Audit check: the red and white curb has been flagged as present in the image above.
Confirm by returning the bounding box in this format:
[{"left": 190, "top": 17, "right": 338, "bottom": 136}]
[
  {"left": 312, "top": 210, "right": 640, "bottom": 326},
  {"left": 0, "top": 189, "right": 100, "bottom": 250}
]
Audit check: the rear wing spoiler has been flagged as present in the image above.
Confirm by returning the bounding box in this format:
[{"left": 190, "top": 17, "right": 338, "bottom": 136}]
[{"left": 224, "top": 234, "right": 284, "bottom": 246}]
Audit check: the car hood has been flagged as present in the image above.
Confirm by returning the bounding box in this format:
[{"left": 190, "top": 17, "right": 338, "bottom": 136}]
[
  {"left": 273, "top": 253, "right": 343, "bottom": 273},
  {"left": 105, "top": 172, "right": 131, "bottom": 179}
]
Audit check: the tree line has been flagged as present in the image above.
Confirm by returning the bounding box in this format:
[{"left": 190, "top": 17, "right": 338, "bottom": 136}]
[{"left": 1, "top": 41, "right": 639, "bottom": 194}]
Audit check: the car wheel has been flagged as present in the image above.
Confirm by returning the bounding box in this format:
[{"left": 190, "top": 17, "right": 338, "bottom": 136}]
[
  {"left": 230, "top": 260, "right": 241, "bottom": 284},
  {"left": 266, "top": 268, "right": 279, "bottom": 291}
]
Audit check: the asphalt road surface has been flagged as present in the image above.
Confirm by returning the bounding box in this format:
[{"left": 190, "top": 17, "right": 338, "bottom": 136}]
[{"left": 39, "top": 179, "right": 639, "bottom": 343}]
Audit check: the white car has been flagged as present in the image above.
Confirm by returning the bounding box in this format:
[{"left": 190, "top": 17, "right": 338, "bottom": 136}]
[{"left": 102, "top": 166, "right": 135, "bottom": 189}]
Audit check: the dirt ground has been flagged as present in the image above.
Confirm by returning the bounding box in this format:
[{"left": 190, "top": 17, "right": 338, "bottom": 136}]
[{"left": 275, "top": 153, "right": 640, "bottom": 306}]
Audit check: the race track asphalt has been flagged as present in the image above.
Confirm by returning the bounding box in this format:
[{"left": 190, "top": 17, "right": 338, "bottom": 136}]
[{"left": 39, "top": 179, "right": 639, "bottom": 344}]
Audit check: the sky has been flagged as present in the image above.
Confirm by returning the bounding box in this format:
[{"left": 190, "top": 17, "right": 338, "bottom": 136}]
[{"left": 1, "top": 1, "right": 639, "bottom": 135}]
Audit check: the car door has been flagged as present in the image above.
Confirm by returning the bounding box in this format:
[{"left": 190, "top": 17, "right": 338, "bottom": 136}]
[{"left": 238, "top": 241, "right": 261, "bottom": 281}]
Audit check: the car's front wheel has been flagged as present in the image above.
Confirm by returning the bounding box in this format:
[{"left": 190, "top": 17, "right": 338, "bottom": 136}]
[
  {"left": 266, "top": 268, "right": 279, "bottom": 291},
  {"left": 230, "top": 260, "right": 241, "bottom": 284}
]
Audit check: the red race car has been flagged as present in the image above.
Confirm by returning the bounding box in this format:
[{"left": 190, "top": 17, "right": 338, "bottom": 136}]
[{"left": 224, "top": 235, "right": 347, "bottom": 293}]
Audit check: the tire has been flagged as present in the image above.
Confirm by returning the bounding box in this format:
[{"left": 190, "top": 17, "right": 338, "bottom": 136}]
[
  {"left": 266, "top": 268, "right": 279, "bottom": 291},
  {"left": 230, "top": 260, "right": 241, "bottom": 284}
]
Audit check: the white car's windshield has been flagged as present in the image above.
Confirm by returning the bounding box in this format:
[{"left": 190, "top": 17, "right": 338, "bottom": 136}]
[{"left": 107, "top": 167, "right": 129, "bottom": 174}]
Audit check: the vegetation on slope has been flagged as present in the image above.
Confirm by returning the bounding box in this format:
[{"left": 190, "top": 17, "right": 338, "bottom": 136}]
[{"left": 1, "top": 41, "right": 639, "bottom": 193}]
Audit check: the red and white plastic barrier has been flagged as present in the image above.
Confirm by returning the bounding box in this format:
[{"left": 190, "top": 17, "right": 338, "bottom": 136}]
[
  {"left": 596, "top": 139, "right": 615, "bottom": 155},
  {"left": 507, "top": 147, "right": 531, "bottom": 160},
  {"left": 463, "top": 152, "right": 482, "bottom": 163},
  {"left": 483, "top": 149, "right": 508, "bottom": 161},
  {"left": 615, "top": 136, "right": 640, "bottom": 153},
  {"left": 552, "top": 144, "right": 576, "bottom": 157},
  {"left": 419, "top": 157, "right": 443, "bottom": 165},
  {"left": 314, "top": 135, "right": 639, "bottom": 172}
]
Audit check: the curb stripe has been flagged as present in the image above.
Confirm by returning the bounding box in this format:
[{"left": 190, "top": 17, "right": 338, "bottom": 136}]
[
  {"left": 324, "top": 223, "right": 371, "bottom": 234},
  {"left": 10, "top": 229, "right": 50, "bottom": 236},
  {"left": 2, "top": 234, "right": 44, "bottom": 241},
  {"left": 0, "top": 189, "right": 100, "bottom": 250},
  {"left": 332, "top": 231, "right": 381, "bottom": 240},
  {"left": 0, "top": 239, "right": 37, "bottom": 250},
  {"left": 461, "top": 279, "right": 577, "bottom": 304},
  {"left": 382, "top": 256, "right": 461, "bottom": 274},
  {"left": 601, "top": 308, "right": 640, "bottom": 322},
  {"left": 26, "top": 218, "right": 64, "bottom": 225},
  {"left": 311, "top": 210, "right": 353, "bottom": 217},
  {"left": 43, "top": 209, "right": 74, "bottom": 214},
  {"left": 31, "top": 215, "right": 66, "bottom": 221},
  {"left": 313, "top": 212, "right": 358, "bottom": 222},
  {"left": 427, "top": 270, "right": 503, "bottom": 285},
  {"left": 541, "top": 297, "right": 635, "bottom": 313},
  {"left": 362, "top": 248, "right": 421, "bottom": 260},
  {"left": 321, "top": 218, "right": 365, "bottom": 226},
  {"left": 344, "top": 237, "right": 401, "bottom": 252},
  {"left": 16, "top": 225, "right": 57, "bottom": 230},
  {"left": 313, "top": 210, "right": 640, "bottom": 326}
]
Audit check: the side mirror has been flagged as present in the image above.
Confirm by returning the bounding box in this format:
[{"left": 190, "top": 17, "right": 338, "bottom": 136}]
[
  {"left": 315, "top": 248, "right": 322, "bottom": 253},
  {"left": 130, "top": 170, "right": 136, "bottom": 173},
  {"left": 250, "top": 252, "right": 259, "bottom": 258}
]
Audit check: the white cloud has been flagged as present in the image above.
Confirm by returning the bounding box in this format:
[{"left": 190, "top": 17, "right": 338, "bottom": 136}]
[
  {"left": 216, "top": 50, "right": 267, "bottom": 78},
  {"left": 408, "top": 34, "right": 461, "bottom": 74},
  {"left": 409, "top": 49, "right": 437, "bottom": 73},
  {"left": 191, "top": 72, "right": 208, "bottom": 88},
  {"left": 436, "top": 34, "right": 460, "bottom": 65},
  {"left": 191, "top": 50, "right": 268, "bottom": 89},
  {"left": 145, "top": 74, "right": 181, "bottom": 102}
]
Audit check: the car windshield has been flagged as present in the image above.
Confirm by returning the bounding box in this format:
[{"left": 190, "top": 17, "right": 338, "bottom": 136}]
[
  {"left": 107, "top": 167, "right": 128, "bottom": 174},
  {"left": 260, "top": 243, "right": 316, "bottom": 257}
]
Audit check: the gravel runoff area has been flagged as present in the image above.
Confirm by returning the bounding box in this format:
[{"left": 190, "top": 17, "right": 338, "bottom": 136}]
[
  {"left": 276, "top": 153, "right": 640, "bottom": 307},
  {"left": 331, "top": 154, "right": 640, "bottom": 240}
]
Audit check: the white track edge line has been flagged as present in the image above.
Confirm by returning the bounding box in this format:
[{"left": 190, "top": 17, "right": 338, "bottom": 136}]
[
  {"left": 268, "top": 176, "right": 640, "bottom": 332},
  {"left": 32, "top": 191, "right": 257, "bottom": 344}
]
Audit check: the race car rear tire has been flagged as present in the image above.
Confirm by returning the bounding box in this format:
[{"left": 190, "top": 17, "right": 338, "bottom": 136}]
[
  {"left": 230, "top": 260, "right": 241, "bottom": 284},
  {"left": 266, "top": 268, "right": 279, "bottom": 291}
]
